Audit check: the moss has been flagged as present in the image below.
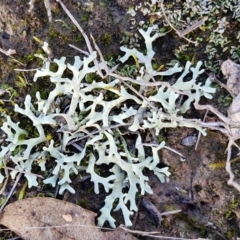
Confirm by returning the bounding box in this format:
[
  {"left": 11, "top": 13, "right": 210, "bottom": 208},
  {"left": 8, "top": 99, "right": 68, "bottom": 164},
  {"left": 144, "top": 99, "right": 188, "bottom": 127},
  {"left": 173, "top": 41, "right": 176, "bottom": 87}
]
[
  {"left": 30, "top": 77, "right": 53, "bottom": 100},
  {"left": 48, "top": 27, "right": 59, "bottom": 40},
  {"left": 226, "top": 229, "right": 235, "bottom": 239},
  {"left": 101, "top": 33, "right": 113, "bottom": 45},
  {"left": 25, "top": 53, "right": 36, "bottom": 62},
  {"left": 18, "top": 133, "right": 27, "bottom": 141},
  {"left": 230, "top": 199, "right": 239, "bottom": 209},
  {"left": 85, "top": 73, "right": 98, "bottom": 83},
  {"left": 15, "top": 75, "right": 27, "bottom": 88},
  {"left": 224, "top": 210, "right": 234, "bottom": 220},
  {"left": 77, "top": 196, "right": 89, "bottom": 209},
  {"left": 80, "top": 13, "right": 90, "bottom": 21},
  {"left": 176, "top": 212, "right": 209, "bottom": 234},
  {"left": 157, "top": 134, "right": 165, "bottom": 143}
]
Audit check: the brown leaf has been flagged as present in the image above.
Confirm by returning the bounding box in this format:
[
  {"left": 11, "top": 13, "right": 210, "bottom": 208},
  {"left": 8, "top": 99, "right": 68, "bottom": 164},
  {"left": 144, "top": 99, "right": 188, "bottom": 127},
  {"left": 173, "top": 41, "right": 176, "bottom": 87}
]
[{"left": 0, "top": 197, "right": 138, "bottom": 240}]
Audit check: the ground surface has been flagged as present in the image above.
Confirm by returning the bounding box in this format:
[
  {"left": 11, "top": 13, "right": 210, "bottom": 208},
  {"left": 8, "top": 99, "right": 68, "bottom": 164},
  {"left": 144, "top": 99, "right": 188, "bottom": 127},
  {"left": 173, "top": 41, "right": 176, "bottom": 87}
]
[{"left": 1, "top": 0, "right": 240, "bottom": 239}]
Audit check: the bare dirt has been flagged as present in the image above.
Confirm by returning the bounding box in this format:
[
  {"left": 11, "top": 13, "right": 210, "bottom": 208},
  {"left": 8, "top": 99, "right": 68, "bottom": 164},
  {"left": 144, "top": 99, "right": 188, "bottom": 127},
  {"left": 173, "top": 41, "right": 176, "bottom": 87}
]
[{"left": 1, "top": 1, "right": 240, "bottom": 240}]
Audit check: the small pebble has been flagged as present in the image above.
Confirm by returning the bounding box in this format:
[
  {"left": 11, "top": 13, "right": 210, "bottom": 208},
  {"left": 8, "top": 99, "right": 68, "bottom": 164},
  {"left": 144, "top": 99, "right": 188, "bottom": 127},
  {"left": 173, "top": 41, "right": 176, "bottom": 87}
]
[{"left": 181, "top": 135, "right": 197, "bottom": 146}]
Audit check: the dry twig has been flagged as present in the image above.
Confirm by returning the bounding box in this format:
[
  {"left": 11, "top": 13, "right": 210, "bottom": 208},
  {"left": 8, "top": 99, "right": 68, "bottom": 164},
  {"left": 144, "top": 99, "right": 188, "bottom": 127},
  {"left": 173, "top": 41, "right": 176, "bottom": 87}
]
[
  {"left": 160, "top": 0, "right": 207, "bottom": 45},
  {"left": 120, "top": 225, "right": 209, "bottom": 239},
  {"left": 0, "top": 173, "right": 22, "bottom": 211}
]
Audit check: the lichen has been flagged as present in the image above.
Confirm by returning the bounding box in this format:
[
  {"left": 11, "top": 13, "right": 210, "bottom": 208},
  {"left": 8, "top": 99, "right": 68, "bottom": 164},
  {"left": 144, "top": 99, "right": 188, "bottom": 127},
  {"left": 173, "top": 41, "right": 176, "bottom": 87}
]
[{"left": 0, "top": 25, "right": 216, "bottom": 228}]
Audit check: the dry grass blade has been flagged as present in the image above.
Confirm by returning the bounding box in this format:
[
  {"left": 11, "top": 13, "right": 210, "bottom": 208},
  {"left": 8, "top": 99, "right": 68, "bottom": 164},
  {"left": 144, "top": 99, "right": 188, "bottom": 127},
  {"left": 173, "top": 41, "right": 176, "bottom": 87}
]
[
  {"left": 56, "top": 0, "right": 104, "bottom": 78},
  {"left": 195, "top": 110, "right": 208, "bottom": 150},
  {"left": 0, "top": 173, "right": 22, "bottom": 212},
  {"left": 119, "top": 225, "right": 210, "bottom": 239}
]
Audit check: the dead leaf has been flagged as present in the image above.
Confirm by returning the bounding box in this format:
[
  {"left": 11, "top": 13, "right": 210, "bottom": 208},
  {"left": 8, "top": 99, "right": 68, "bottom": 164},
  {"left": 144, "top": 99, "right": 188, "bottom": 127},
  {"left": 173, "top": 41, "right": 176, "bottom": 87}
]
[{"left": 0, "top": 197, "right": 138, "bottom": 240}]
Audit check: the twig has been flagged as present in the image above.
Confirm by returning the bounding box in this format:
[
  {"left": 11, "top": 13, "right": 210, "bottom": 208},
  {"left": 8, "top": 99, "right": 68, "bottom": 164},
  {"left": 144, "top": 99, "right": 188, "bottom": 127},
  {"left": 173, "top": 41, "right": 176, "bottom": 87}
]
[
  {"left": 28, "top": 0, "right": 35, "bottom": 12},
  {"left": 68, "top": 44, "right": 90, "bottom": 56},
  {"left": 194, "top": 101, "right": 231, "bottom": 128},
  {"left": 90, "top": 33, "right": 158, "bottom": 109},
  {"left": 195, "top": 110, "right": 208, "bottom": 150},
  {"left": 56, "top": 0, "right": 104, "bottom": 78},
  {"left": 0, "top": 166, "right": 9, "bottom": 196},
  {"left": 44, "top": 0, "right": 52, "bottom": 22},
  {"left": 14, "top": 68, "right": 40, "bottom": 72},
  {"left": 131, "top": 199, "right": 142, "bottom": 230},
  {"left": 0, "top": 48, "right": 16, "bottom": 56},
  {"left": 0, "top": 47, "right": 25, "bottom": 66},
  {"left": 225, "top": 140, "right": 240, "bottom": 191},
  {"left": 109, "top": 71, "right": 190, "bottom": 95},
  {"left": 163, "top": 146, "right": 186, "bottom": 158},
  {"left": 160, "top": 209, "right": 182, "bottom": 216},
  {"left": 119, "top": 225, "right": 209, "bottom": 239},
  {"left": 0, "top": 152, "right": 12, "bottom": 196},
  {"left": 160, "top": 0, "right": 206, "bottom": 45},
  {"left": 208, "top": 73, "right": 235, "bottom": 98},
  {"left": 179, "top": 17, "right": 207, "bottom": 37},
  {"left": 24, "top": 224, "right": 114, "bottom": 230},
  {"left": 4, "top": 167, "right": 44, "bottom": 179},
  {"left": 0, "top": 173, "right": 22, "bottom": 211},
  {"left": 141, "top": 143, "right": 185, "bottom": 158},
  {"left": 67, "top": 123, "right": 131, "bottom": 143}
]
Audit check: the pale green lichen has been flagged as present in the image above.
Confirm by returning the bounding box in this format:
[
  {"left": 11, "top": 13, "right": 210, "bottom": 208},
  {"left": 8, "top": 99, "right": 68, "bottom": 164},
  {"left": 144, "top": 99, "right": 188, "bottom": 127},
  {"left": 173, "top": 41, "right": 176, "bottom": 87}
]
[{"left": 0, "top": 25, "right": 216, "bottom": 228}]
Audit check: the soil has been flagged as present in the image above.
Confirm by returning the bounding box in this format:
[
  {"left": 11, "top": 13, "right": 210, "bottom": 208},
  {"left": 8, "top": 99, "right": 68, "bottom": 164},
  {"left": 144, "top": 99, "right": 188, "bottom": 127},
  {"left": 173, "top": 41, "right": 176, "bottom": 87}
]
[{"left": 1, "top": 0, "right": 240, "bottom": 240}]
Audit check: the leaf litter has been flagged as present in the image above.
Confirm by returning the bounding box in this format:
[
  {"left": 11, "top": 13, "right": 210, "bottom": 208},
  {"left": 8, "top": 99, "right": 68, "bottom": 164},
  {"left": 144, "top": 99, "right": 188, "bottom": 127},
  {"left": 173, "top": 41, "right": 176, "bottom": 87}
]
[{"left": 0, "top": 197, "right": 138, "bottom": 240}]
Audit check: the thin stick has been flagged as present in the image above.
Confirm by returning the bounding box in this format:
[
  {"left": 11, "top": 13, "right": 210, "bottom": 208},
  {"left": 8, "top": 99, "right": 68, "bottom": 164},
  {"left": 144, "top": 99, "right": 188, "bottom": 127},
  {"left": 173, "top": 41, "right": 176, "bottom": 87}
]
[
  {"left": 0, "top": 152, "right": 12, "bottom": 196},
  {"left": 194, "top": 101, "right": 230, "bottom": 127},
  {"left": 131, "top": 199, "right": 142, "bottom": 230},
  {"left": 141, "top": 143, "right": 185, "bottom": 158},
  {"left": 0, "top": 167, "right": 9, "bottom": 196},
  {"left": 0, "top": 48, "right": 16, "bottom": 56},
  {"left": 163, "top": 146, "right": 186, "bottom": 158},
  {"left": 68, "top": 44, "right": 90, "bottom": 56},
  {"left": 44, "top": 0, "right": 52, "bottom": 22},
  {"left": 14, "top": 68, "right": 40, "bottom": 72},
  {"left": 4, "top": 167, "right": 44, "bottom": 179},
  {"left": 0, "top": 173, "right": 22, "bottom": 211},
  {"left": 179, "top": 17, "right": 207, "bottom": 37},
  {"left": 160, "top": 0, "right": 205, "bottom": 45},
  {"left": 0, "top": 47, "right": 25, "bottom": 66},
  {"left": 208, "top": 73, "right": 235, "bottom": 98},
  {"left": 225, "top": 140, "right": 240, "bottom": 191},
  {"left": 67, "top": 123, "right": 130, "bottom": 143},
  {"left": 56, "top": 0, "right": 104, "bottom": 78},
  {"left": 195, "top": 110, "right": 208, "bottom": 150},
  {"left": 160, "top": 209, "right": 182, "bottom": 216},
  {"left": 90, "top": 33, "right": 158, "bottom": 109},
  {"left": 120, "top": 225, "right": 209, "bottom": 239}
]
